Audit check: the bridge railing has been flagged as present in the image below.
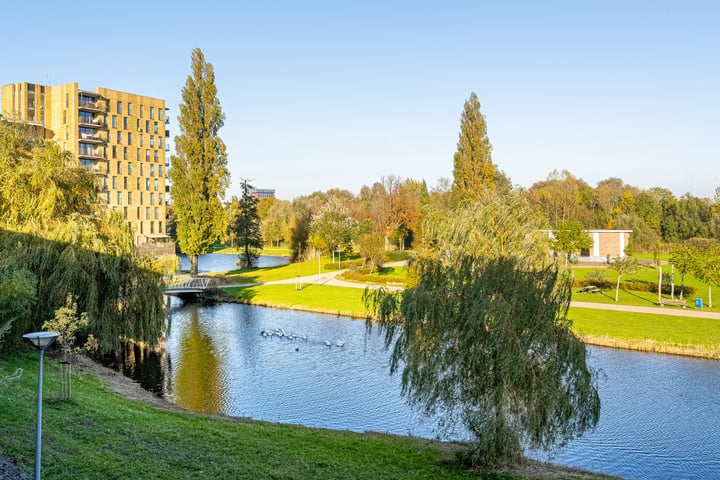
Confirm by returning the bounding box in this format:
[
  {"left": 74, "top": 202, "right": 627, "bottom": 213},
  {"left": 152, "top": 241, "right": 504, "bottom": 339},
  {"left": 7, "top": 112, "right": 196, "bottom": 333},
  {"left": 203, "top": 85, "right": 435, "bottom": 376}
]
[{"left": 165, "top": 275, "right": 213, "bottom": 290}]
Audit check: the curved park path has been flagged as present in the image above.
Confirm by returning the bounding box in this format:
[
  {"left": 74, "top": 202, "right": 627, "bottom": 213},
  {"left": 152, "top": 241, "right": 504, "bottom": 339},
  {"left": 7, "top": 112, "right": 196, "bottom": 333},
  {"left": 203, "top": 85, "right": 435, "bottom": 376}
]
[{"left": 222, "top": 265, "right": 720, "bottom": 320}]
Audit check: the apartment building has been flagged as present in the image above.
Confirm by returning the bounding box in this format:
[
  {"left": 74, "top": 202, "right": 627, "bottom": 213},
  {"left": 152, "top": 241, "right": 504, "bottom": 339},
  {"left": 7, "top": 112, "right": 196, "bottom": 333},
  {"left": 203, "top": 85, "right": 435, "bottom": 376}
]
[{"left": 1, "top": 82, "right": 169, "bottom": 246}]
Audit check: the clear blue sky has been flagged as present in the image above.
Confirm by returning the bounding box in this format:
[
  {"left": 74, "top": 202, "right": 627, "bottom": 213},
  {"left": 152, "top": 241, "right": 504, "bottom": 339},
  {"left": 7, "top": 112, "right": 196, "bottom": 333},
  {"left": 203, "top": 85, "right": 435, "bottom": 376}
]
[{"left": 2, "top": 1, "right": 718, "bottom": 200}]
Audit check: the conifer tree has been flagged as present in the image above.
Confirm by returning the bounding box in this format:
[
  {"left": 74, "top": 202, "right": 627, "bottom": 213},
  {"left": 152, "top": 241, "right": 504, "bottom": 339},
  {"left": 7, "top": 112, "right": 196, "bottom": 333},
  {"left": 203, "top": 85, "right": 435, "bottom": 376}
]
[
  {"left": 170, "top": 48, "right": 230, "bottom": 277},
  {"left": 451, "top": 92, "right": 509, "bottom": 203},
  {"left": 228, "top": 179, "right": 263, "bottom": 269}
]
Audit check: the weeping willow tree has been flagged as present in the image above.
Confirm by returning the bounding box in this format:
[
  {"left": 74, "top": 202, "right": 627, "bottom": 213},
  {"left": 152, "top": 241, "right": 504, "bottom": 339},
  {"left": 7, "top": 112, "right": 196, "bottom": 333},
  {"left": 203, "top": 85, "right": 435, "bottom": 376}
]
[
  {"left": 0, "top": 119, "right": 165, "bottom": 353},
  {"left": 364, "top": 191, "right": 600, "bottom": 466}
]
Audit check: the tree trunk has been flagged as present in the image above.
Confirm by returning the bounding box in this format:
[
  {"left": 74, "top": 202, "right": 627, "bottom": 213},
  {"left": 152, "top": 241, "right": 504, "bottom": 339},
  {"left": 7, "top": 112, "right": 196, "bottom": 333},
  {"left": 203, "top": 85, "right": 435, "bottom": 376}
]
[
  {"left": 670, "top": 265, "right": 675, "bottom": 300},
  {"left": 657, "top": 267, "right": 662, "bottom": 304},
  {"left": 615, "top": 276, "right": 621, "bottom": 302},
  {"left": 709, "top": 286, "right": 713, "bottom": 309},
  {"left": 190, "top": 254, "right": 199, "bottom": 278}
]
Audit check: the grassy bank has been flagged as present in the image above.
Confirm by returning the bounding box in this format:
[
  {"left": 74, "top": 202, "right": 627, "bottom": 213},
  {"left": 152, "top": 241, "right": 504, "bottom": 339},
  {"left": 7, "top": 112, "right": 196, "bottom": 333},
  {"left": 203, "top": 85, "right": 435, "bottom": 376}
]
[
  {"left": 0, "top": 352, "right": 611, "bottom": 480},
  {"left": 570, "top": 308, "right": 720, "bottom": 359}
]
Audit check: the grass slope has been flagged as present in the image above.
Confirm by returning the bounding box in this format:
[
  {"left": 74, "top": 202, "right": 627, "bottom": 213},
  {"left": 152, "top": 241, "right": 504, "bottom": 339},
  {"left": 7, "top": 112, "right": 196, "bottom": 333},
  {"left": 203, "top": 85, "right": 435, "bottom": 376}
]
[{"left": 0, "top": 352, "right": 612, "bottom": 480}]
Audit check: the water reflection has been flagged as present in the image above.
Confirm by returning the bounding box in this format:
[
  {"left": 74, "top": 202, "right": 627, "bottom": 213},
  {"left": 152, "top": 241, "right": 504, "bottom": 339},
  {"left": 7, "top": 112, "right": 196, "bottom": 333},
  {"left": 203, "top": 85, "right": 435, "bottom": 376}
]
[{"left": 170, "top": 308, "right": 225, "bottom": 413}]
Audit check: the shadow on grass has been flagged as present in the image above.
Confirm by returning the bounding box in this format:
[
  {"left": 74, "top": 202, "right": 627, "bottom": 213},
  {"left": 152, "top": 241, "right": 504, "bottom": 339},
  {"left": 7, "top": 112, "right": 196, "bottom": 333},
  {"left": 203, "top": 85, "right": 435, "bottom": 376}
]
[
  {"left": 624, "top": 289, "right": 658, "bottom": 305},
  {"left": 226, "top": 286, "right": 259, "bottom": 302}
]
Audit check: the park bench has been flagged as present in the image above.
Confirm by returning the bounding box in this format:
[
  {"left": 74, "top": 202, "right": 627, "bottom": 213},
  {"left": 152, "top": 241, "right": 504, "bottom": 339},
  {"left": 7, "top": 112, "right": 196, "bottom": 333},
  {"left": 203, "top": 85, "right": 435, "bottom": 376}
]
[
  {"left": 661, "top": 299, "right": 687, "bottom": 308},
  {"left": 577, "top": 285, "right": 602, "bottom": 294}
]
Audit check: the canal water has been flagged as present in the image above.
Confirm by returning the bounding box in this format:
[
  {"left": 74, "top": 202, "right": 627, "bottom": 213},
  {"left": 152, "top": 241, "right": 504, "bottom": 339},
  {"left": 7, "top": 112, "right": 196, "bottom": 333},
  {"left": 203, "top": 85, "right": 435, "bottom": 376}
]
[{"left": 109, "top": 254, "right": 720, "bottom": 479}]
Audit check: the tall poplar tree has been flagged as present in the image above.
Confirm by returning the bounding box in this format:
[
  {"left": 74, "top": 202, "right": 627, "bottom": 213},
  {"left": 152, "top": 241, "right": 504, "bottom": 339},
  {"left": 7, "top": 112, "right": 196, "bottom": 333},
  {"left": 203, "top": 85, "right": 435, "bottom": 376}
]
[
  {"left": 170, "top": 48, "right": 230, "bottom": 277},
  {"left": 451, "top": 92, "right": 508, "bottom": 203}
]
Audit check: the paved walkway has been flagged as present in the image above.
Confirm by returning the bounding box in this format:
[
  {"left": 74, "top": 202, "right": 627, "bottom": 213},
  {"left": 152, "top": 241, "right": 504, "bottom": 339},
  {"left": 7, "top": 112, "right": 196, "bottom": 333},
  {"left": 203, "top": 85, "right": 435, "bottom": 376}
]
[
  {"left": 570, "top": 301, "right": 720, "bottom": 319},
  {"left": 220, "top": 263, "right": 720, "bottom": 319}
]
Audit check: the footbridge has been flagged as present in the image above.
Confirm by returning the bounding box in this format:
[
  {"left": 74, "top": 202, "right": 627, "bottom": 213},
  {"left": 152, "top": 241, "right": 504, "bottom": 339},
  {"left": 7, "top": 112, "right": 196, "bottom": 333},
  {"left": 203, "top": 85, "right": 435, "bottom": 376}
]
[{"left": 165, "top": 276, "right": 214, "bottom": 300}]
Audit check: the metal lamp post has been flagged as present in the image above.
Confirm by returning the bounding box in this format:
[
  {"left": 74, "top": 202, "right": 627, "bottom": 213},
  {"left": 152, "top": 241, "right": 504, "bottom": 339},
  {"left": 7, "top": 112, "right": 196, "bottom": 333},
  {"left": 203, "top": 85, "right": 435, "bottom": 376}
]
[{"left": 23, "top": 331, "right": 59, "bottom": 480}]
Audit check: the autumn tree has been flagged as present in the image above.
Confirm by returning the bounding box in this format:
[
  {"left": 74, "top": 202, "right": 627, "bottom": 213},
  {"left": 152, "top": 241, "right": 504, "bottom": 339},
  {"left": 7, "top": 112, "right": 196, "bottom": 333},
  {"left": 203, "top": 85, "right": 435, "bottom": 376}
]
[
  {"left": 451, "top": 92, "right": 510, "bottom": 204},
  {"left": 228, "top": 179, "right": 263, "bottom": 269},
  {"left": 551, "top": 219, "right": 593, "bottom": 267},
  {"left": 309, "top": 196, "right": 359, "bottom": 258},
  {"left": 669, "top": 241, "right": 697, "bottom": 300},
  {"left": 365, "top": 190, "right": 599, "bottom": 465},
  {"left": 262, "top": 199, "right": 292, "bottom": 248},
  {"left": 692, "top": 241, "right": 720, "bottom": 308},
  {"left": 169, "top": 48, "right": 230, "bottom": 277},
  {"left": 608, "top": 256, "right": 641, "bottom": 302}
]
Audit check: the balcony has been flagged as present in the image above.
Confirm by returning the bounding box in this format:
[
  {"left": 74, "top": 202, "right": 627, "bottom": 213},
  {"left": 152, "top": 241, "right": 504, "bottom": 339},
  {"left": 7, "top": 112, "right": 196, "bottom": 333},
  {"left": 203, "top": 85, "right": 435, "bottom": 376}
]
[
  {"left": 80, "top": 158, "right": 108, "bottom": 175},
  {"left": 79, "top": 133, "right": 106, "bottom": 144},
  {"left": 79, "top": 100, "right": 104, "bottom": 112},
  {"left": 78, "top": 149, "right": 106, "bottom": 161},
  {"left": 78, "top": 117, "right": 107, "bottom": 129}
]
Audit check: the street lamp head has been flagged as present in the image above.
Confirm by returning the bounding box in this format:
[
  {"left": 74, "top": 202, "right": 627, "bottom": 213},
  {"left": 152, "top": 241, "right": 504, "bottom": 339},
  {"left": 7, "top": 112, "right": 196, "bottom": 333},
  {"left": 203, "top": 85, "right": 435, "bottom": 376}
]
[{"left": 23, "top": 332, "right": 60, "bottom": 351}]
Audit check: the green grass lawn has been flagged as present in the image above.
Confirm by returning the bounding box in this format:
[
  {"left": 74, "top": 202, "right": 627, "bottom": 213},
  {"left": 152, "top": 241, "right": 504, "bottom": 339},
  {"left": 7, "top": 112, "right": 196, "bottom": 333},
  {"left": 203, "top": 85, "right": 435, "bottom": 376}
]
[
  {"left": 573, "top": 263, "right": 716, "bottom": 311},
  {"left": 215, "top": 259, "right": 328, "bottom": 284},
  {"left": 224, "top": 283, "right": 370, "bottom": 318},
  {"left": 569, "top": 307, "right": 720, "bottom": 357},
  {"left": 1, "top": 352, "right": 522, "bottom": 480}
]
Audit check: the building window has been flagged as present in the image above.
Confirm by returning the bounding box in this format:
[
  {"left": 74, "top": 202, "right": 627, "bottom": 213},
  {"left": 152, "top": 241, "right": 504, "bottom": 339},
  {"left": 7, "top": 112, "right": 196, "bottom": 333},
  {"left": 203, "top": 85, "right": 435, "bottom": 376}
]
[
  {"left": 117, "top": 131, "right": 122, "bottom": 144},
  {"left": 127, "top": 192, "right": 132, "bottom": 204},
  {"left": 137, "top": 178, "right": 141, "bottom": 189},
  {"left": 123, "top": 177, "right": 128, "bottom": 189},
  {"left": 146, "top": 149, "right": 150, "bottom": 161},
  {"left": 140, "top": 192, "right": 144, "bottom": 204},
  {"left": 127, "top": 162, "right": 132, "bottom": 175},
  {"left": 150, "top": 165, "right": 155, "bottom": 176},
  {"left": 123, "top": 147, "right": 128, "bottom": 160},
  {"left": 146, "top": 120, "right": 150, "bottom": 132},
  {"left": 137, "top": 119, "right": 141, "bottom": 131},
  {"left": 140, "top": 164, "right": 144, "bottom": 176},
  {"left": 117, "top": 192, "right": 122, "bottom": 204},
  {"left": 128, "top": 103, "right": 132, "bottom": 116},
  {"left": 123, "top": 117, "right": 128, "bottom": 130},
  {"left": 117, "top": 101, "right": 122, "bottom": 113},
  {"left": 65, "top": 93, "right": 69, "bottom": 108},
  {"left": 150, "top": 136, "right": 155, "bottom": 147},
  {"left": 112, "top": 115, "right": 117, "bottom": 128},
  {"left": 158, "top": 165, "right": 162, "bottom": 176},
  {"left": 150, "top": 193, "right": 155, "bottom": 204},
  {"left": 139, "top": 134, "right": 143, "bottom": 147},
  {"left": 159, "top": 193, "right": 163, "bottom": 205},
  {"left": 150, "top": 222, "right": 154, "bottom": 234},
  {"left": 116, "top": 161, "right": 121, "bottom": 174},
  {"left": 140, "top": 105, "right": 143, "bottom": 118},
  {"left": 146, "top": 179, "right": 151, "bottom": 190},
  {"left": 159, "top": 108, "right": 163, "bottom": 121},
  {"left": 140, "top": 222, "right": 144, "bottom": 234},
  {"left": 154, "top": 179, "right": 158, "bottom": 191},
  {"left": 146, "top": 207, "right": 150, "bottom": 220},
  {"left": 154, "top": 151, "right": 159, "bottom": 162},
  {"left": 112, "top": 146, "right": 117, "bottom": 159},
  {"left": 154, "top": 122, "right": 159, "bottom": 134},
  {"left": 137, "top": 207, "right": 140, "bottom": 218},
  {"left": 136, "top": 149, "right": 140, "bottom": 161},
  {"left": 127, "top": 132, "right": 132, "bottom": 145},
  {"left": 150, "top": 107, "right": 155, "bottom": 119},
  {"left": 123, "top": 207, "right": 128, "bottom": 219},
  {"left": 112, "top": 177, "right": 117, "bottom": 189},
  {"left": 154, "top": 207, "right": 159, "bottom": 220},
  {"left": 158, "top": 137, "right": 163, "bottom": 149}
]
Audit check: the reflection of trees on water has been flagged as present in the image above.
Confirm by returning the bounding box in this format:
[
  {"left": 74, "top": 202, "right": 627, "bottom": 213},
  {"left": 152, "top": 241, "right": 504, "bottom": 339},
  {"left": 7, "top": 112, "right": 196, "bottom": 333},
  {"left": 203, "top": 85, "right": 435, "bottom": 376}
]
[{"left": 173, "top": 308, "right": 224, "bottom": 413}]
